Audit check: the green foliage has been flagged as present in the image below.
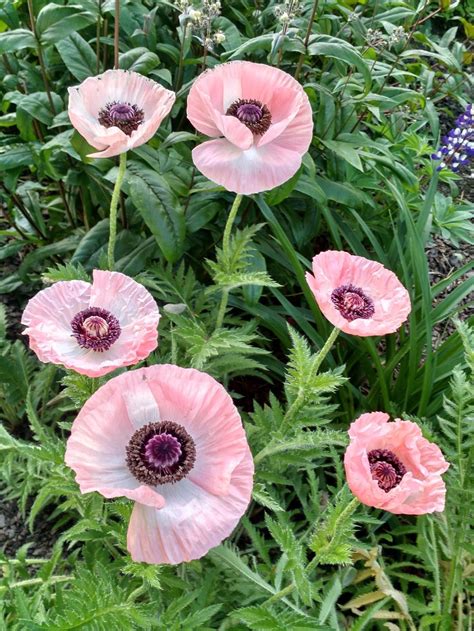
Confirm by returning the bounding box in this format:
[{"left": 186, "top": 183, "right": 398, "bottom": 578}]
[
  {"left": 432, "top": 193, "right": 474, "bottom": 246},
  {"left": 285, "top": 325, "right": 346, "bottom": 421},
  {"left": 25, "top": 563, "right": 158, "bottom": 629},
  {"left": 209, "top": 224, "right": 279, "bottom": 292},
  {"left": 42, "top": 262, "right": 90, "bottom": 283},
  {"left": 0, "top": 0, "right": 472, "bottom": 628},
  {"left": 61, "top": 372, "right": 105, "bottom": 409},
  {"left": 170, "top": 315, "right": 269, "bottom": 377},
  {"left": 309, "top": 490, "right": 358, "bottom": 566}
]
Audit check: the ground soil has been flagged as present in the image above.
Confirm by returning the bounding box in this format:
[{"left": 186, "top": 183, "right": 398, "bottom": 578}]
[{"left": 0, "top": 494, "right": 57, "bottom": 559}]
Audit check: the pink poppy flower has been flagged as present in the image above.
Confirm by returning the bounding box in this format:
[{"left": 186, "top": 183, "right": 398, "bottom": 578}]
[
  {"left": 68, "top": 69, "right": 175, "bottom": 158},
  {"left": 65, "top": 365, "right": 254, "bottom": 564},
  {"left": 306, "top": 250, "right": 411, "bottom": 336},
  {"left": 344, "top": 412, "right": 449, "bottom": 515},
  {"left": 21, "top": 270, "right": 159, "bottom": 378},
  {"left": 187, "top": 61, "right": 313, "bottom": 194}
]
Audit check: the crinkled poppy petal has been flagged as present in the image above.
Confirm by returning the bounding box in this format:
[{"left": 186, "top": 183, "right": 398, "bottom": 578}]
[
  {"left": 127, "top": 446, "right": 254, "bottom": 564},
  {"left": 217, "top": 115, "right": 254, "bottom": 150},
  {"left": 188, "top": 61, "right": 314, "bottom": 193},
  {"left": 192, "top": 138, "right": 303, "bottom": 195},
  {"left": 22, "top": 280, "right": 91, "bottom": 331},
  {"left": 256, "top": 86, "right": 312, "bottom": 151},
  {"left": 388, "top": 474, "right": 447, "bottom": 515},
  {"left": 187, "top": 79, "right": 224, "bottom": 137},
  {"left": 87, "top": 140, "right": 130, "bottom": 159},
  {"left": 68, "top": 86, "right": 109, "bottom": 149},
  {"left": 89, "top": 270, "right": 159, "bottom": 329},
  {"left": 307, "top": 250, "right": 411, "bottom": 336},
  {"left": 65, "top": 370, "right": 165, "bottom": 508},
  {"left": 344, "top": 412, "right": 448, "bottom": 515},
  {"left": 99, "top": 485, "right": 165, "bottom": 509},
  {"left": 68, "top": 69, "right": 175, "bottom": 158},
  {"left": 143, "top": 364, "right": 250, "bottom": 497},
  {"left": 127, "top": 88, "right": 175, "bottom": 148},
  {"left": 347, "top": 411, "right": 390, "bottom": 440},
  {"left": 120, "top": 370, "right": 162, "bottom": 429},
  {"left": 22, "top": 271, "right": 159, "bottom": 377},
  {"left": 21, "top": 280, "right": 91, "bottom": 366}
]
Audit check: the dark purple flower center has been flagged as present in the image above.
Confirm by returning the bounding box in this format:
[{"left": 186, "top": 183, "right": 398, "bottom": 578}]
[
  {"left": 368, "top": 448, "right": 406, "bottom": 492},
  {"left": 226, "top": 98, "right": 272, "bottom": 135},
  {"left": 71, "top": 307, "right": 121, "bottom": 352},
  {"left": 145, "top": 433, "right": 182, "bottom": 468},
  {"left": 126, "top": 421, "right": 196, "bottom": 485},
  {"left": 331, "top": 284, "right": 375, "bottom": 321},
  {"left": 98, "top": 101, "right": 144, "bottom": 135}
]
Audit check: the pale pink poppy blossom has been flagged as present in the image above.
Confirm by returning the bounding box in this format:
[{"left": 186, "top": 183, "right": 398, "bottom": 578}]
[
  {"left": 65, "top": 365, "right": 254, "bottom": 564},
  {"left": 344, "top": 412, "right": 449, "bottom": 515},
  {"left": 68, "top": 69, "right": 175, "bottom": 158},
  {"left": 21, "top": 270, "right": 159, "bottom": 378},
  {"left": 187, "top": 61, "right": 313, "bottom": 194},
  {"left": 306, "top": 250, "right": 411, "bottom": 336}
]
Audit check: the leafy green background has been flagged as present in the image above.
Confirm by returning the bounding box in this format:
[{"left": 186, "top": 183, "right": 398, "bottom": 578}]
[{"left": 0, "top": 0, "right": 473, "bottom": 629}]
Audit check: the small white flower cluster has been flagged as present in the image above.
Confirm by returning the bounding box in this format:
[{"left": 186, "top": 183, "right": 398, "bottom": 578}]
[
  {"left": 274, "top": 0, "right": 301, "bottom": 27},
  {"left": 175, "top": 0, "right": 224, "bottom": 50},
  {"left": 365, "top": 26, "right": 406, "bottom": 50},
  {"left": 365, "top": 28, "right": 386, "bottom": 49},
  {"left": 388, "top": 26, "right": 406, "bottom": 47}
]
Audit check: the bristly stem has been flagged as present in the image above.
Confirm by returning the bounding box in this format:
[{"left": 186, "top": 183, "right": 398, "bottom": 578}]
[
  {"left": 215, "top": 194, "right": 244, "bottom": 329},
  {"left": 222, "top": 193, "right": 243, "bottom": 256},
  {"left": 262, "top": 494, "right": 360, "bottom": 605},
  {"left": 107, "top": 152, "right": 127, "bottom": 270},
  {"left": 313, "top": 326, "right": 340, "bottom": 373},
  {"left": 278, "top": 326, "right": 340, "bottom": 433}
]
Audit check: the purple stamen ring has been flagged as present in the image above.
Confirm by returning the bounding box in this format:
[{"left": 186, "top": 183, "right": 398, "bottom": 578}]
[
  {"left": 226, "top": 98, "right": 272, "bottom": 135},
  {"left": 71, "top": 307, "right": 121, "bottom": 352},
  {"left": 126, "top": 421, "right": 196, "bottom": 485},
  {"left": 331, "top": 284, "right": 375, "bottom": 321},
  {"left": 98, "top": 101, "right": 144, "bottom": 135},
  {"left": 368, "top": 448, "right": 406, "bottom": 492}
]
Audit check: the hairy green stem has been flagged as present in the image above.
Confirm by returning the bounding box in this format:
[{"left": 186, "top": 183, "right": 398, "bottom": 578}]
[
  {"left": 313, "top": 326, "right": 340, "bottom": 373},
  {"left": 222, "top": 193, "right": 244, "bottom": 257},
  {"left": 306, "top": 495, "right": 360, "bottom": 574},
  {"left": 254, "top": 327, "right": 340, "bottom": 450},
  {"left": 107, "top": 152, "right": 127, "bottom": 270},
  {"left": 215, "top": 194, "right": 244, "bottom": 329},
  {"left": 428, "top": 518, "right": 441, "bottom": 615},
  {"left": 0, "top": 576, "right": 71, "bottom": 594},
  {"left": 262, "top": 494, "right": 360, "bottom": 605},
  {"left": 215, "top": 288, "right": 230, "bottom": 330}
]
